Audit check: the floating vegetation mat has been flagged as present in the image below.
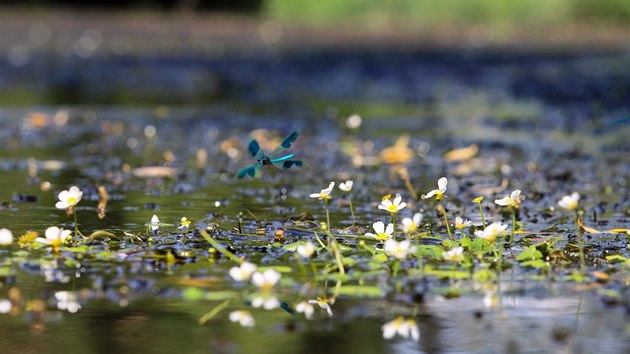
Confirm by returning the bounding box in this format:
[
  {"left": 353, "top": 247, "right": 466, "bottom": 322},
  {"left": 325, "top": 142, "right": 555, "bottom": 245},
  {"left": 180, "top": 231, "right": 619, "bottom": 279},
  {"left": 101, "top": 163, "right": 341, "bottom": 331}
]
[{"left": 1, "top": 48, "right": 630, "bottom": 354}]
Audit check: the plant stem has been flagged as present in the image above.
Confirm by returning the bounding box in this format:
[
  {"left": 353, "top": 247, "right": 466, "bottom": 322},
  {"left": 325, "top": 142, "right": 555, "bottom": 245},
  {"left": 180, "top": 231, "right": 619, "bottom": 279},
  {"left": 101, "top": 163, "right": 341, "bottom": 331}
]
[
  {"left": 348, "top": 195, "right": 355, "bottom": 226},
  {"left": 574, "top": 210, "right": 585, "bottom": 272},
  {"left": 391, "top": 212, "right": 396, "bottom": 238},
  {"left": 509, "top": 208, "right": 516, "bottom": 245},
  {"left": 200, "top": 230, "right": 243, "bottom": 264},
  {"left": 440, "top": 199, "right": 452, "bottom": 239},
  {"left": 324, "top": 199, "right": 331, "bottom": 231},
  {"left": 72, "top": 210, "right": 85, "bottom": 238},
  {"left": 478, "top": 204, "right": 486, "bottom": 228}
]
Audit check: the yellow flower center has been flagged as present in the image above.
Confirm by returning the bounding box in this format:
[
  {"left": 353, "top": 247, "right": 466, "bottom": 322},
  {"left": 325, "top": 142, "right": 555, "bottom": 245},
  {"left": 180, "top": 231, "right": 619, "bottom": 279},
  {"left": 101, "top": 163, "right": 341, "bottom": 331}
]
[{"left": 376, "top": 232, "right": 390, "bottom": 241}]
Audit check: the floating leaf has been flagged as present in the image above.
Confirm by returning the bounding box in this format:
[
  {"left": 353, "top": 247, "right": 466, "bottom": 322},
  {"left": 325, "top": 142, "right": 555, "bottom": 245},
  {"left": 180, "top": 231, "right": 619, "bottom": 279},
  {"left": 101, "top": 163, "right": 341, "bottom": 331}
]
[
  {"left": 132, "top": 166, "right": 178, "bottom": 178},
  {"left": 607, "top": 228, "right": 629, "bottom": 234},
  {"left": 379, "top": 135, "right": 414, "bottom": 164},
  {"left": 443, "top": 144, "right": 478, "bottom": 162},
  {"left": 88, "top": 230, "right": 120, "bottom": 240},
  {"left": 577, "top": 218, "right": 600, "bottom": 234}
]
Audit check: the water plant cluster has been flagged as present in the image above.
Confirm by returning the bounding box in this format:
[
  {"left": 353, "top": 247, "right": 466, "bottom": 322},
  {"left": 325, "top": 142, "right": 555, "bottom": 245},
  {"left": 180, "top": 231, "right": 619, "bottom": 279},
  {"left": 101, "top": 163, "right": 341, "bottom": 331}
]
[{"left": 1, "top": 136, "right": 628, "bottom": 344}]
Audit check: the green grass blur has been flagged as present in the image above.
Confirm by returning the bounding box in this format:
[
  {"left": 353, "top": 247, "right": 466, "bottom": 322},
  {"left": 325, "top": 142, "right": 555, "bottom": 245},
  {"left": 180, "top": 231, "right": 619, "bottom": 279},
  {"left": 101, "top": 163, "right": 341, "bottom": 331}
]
[{"left": 264, "top": 0, "right": 630, "bottom": 27}]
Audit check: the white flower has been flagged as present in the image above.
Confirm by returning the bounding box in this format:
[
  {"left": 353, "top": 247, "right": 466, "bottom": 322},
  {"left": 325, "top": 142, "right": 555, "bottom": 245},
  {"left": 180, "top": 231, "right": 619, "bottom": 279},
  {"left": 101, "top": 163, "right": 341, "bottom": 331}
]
[
  {"left": 229, "top": 262, "right": 257, "bottom": 281},
  {"left": 378, "top": 194, "right": 407, "bottom": 213},
  {"left": 0, "top": 228, "right": 13, "bottom": 246},
  {"left": 339, "top": 180, "right": 354, "bottom": 192},
  {"left": 307, "top": 298, "right": 333, "bottom": 317},
  {"left": 558, "top": 192, "right": 580, "bottom": 211},
  {"left": 251, "top": 269, "right": 281, "bottom": 290},
  {"left": 382, "top": 317, "right": 419, "bottom": 341},
  {"left": 178, "top": 216, "right": 191, "bottom": 230},
  {"left": 0, "top": 299, "right": 11, "bottom": 314},
  {"left": 296, "top": 242, "right": 315, "bottom": 258},
  {"left": 443, "top": 247, "right": 464, "bottom": 262},
  {"left": 401, "top": 213, "right": 423, "bottom": 234},
  {"left": 365, "top": 221, "right": 394, "bottom": 241},
  {"left": 384, "top": 239, "right": 416, "bottom": 260},
  {"left": 494, "top": 189, "right": 524, "bottom": 207},
  {"left": 421, "top": 177, "right": 447, "bottom": 200},
  {"left": 295, "top": 301, "right": 315, "bottom": 319},
  {"left": 229, "top": 310, "right": 255, "bottom": 327},
  {"left": 474, "top": 222, "right": 508, "bottom": 242},
  {"left": 309, "top": 182, "right": 335, "bottom": 201},
  {"left": 454, "top": 216, "right": 471, "bottom": 229},
  {"left": 55, "top": 291, "right": 81, "bottom": 313},
  {"left": 150, "top": 215, "right": 160, "bottom": 232},
  {"left": 55, "top": 186, "right": 83, "bottom": 209},
  {"left": 35, "top": 226, "right": 71, "bottom": 246},
  {"left": 251, "top": 296, "right": 280, "bottom": 310}
]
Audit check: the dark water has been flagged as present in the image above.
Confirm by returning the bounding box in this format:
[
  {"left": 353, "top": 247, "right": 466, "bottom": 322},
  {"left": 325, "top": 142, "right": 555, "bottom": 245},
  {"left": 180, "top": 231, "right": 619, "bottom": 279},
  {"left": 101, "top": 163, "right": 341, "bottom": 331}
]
[{"left": 1, "top": 29, "right": 630, "bottom": 353}]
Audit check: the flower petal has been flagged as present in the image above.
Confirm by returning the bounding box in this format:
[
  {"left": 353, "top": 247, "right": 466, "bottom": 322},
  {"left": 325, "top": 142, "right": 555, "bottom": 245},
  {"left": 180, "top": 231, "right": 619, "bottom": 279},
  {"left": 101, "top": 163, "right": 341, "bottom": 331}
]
[
  {"left": 373, "top": 221, "right": 385, "bottom": 234},
  {"left": 438, "top": 177, "right": 448, "bottom": 191}
]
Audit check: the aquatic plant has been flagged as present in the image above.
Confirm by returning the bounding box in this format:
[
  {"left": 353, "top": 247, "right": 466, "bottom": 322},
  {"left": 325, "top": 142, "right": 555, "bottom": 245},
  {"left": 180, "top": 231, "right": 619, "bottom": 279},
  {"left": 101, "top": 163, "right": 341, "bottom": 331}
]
[
  {"left": 229, "top": 262, "right": 257, "bottom": 282},
  {"left": 400, "top": 212, "right": 423, "bottom": 235},
  {"left": 35, "top": 226, "right": 71, "bottom": 252},
  {"left": 558, "top": 192, "right": 580, "bottom": 211},
  {"left": 383, "top": 239, "right": 415, "bottom": 260},
  {"left": 472, "top": 196, "right": 486, "bottom": 228},
  {"left": 296, "top": 241, "right": 316, "bottom": 258},
  {"left": 310, "top": 182, "right": 335, "bottom": 229},
  {"left": 0, "top": 228, "right": 13, "bottom": 246},
  {"left": 382, "top": 317, "right": 419, "bottom": 341},
  {"left": 365, "top": 221, "right": 394, "bottom": 241},
  {"left": 378, "top": 194, "right": 407, "bottom": 236},
  {"left": 55, "top": 186, "right": 83, "bottom": 237},
  {"left": 422, "top": 177, "right": 452, "bottom": 238},
  {"left": 229, "top": 310, "right": 255, "bottom": 327},
  {"left": 494, "top": 189, "right": 523, "bottom": 244},
  {"left": 339, "top": 180, "right": 355, "bottom": 224}
]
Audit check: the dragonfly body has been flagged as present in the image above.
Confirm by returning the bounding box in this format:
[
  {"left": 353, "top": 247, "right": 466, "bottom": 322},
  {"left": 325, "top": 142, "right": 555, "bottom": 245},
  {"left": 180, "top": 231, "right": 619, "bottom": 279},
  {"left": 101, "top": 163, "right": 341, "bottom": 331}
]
[{"left": 237, "top": 131, "right": 303, "bottom": 179}]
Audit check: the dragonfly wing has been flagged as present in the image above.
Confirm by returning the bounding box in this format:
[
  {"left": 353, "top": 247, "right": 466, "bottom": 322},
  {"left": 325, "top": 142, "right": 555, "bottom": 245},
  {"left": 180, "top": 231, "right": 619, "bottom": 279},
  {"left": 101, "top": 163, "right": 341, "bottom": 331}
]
[
  {"left": 237, "top": 164, "right": 260, "bottom": 179},
  {"left": 280, "top": 159, "right": 303, "bottom": 170},
  {"left": 271, "top": 131, "right": 300, "bottom": 156},
  {"left": 248, "top": 139, "right": 261, "bottom": 157}
]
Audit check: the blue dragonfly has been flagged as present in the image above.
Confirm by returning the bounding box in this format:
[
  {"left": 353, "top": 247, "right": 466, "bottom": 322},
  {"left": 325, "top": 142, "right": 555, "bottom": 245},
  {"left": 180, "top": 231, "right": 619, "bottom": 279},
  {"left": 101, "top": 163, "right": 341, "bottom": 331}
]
[{"left": 237, "top": 131, "right": 303, "bottom": 179}]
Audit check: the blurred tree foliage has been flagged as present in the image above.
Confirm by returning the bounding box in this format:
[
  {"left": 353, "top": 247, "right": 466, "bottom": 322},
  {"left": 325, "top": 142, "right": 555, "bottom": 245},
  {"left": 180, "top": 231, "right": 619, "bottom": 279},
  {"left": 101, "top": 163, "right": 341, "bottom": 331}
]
[{"left": 0, "top": 0, "right": 263, "bottom": 12}]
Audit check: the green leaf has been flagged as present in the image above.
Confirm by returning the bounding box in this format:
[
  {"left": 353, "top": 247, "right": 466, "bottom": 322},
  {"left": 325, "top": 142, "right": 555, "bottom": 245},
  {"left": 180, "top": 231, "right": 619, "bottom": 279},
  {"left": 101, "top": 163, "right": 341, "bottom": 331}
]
[
  {"left": 88, "top": 230, "right": 120, "bottom": 240},
  {"left": 335, "top": 285, "right": 383, "bottom": 297},
  {"left": 516, "top": 245, "right": 543, "bottom": 261},
  {"left": 473, "top": 269, "right": 496, "bottom": 282},
  {"left": 422, "top": 265, "right": 470, "bottom": 279},
  {"left": 521, "top": 259, "right": 548, "bottom": 269},
  {"left": 199, "top": 299, "right": 231, "bottom": 325},
  {"left": 182, "top": 287, "right": 205, "bottom": 301},
  {"left": 373, "top": 253, "right": 388, "bottom": 263},
  {"left": 258, "top": 265, "right": 293, "bottom": 273}
]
